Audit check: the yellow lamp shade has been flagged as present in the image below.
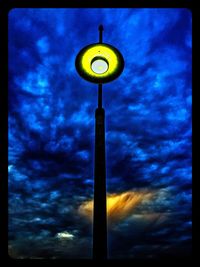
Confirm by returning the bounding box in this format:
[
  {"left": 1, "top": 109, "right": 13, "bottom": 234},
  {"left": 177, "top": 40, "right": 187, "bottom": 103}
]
[{"left": 75, "top": 43, "right": 124, "bottom": 84}]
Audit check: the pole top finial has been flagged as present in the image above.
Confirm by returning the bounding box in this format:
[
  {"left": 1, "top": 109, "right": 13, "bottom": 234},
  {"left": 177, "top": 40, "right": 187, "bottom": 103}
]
[{"left": 99, "top": 25, "right": 104, "bottom": 31}]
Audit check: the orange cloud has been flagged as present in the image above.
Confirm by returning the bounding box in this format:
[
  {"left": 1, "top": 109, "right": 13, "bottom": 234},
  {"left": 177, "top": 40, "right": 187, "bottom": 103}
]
[{"left": 78, "top": 190, "right": 153, "bottom": 225}]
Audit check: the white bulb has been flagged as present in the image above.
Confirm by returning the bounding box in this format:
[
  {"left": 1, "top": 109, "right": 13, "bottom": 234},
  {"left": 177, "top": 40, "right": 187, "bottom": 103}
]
[{"left": 91, "top": 59, "right": 108, "bottom": 74}]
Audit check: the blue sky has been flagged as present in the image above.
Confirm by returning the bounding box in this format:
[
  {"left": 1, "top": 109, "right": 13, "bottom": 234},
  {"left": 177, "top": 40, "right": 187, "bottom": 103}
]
[{"left": 8, "top": 8, "right": 192, "bottom": 259}]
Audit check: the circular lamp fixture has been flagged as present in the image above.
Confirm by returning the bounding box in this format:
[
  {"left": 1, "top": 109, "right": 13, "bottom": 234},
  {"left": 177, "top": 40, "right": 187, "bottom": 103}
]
[
  {"left": 91, "top": 57, "right": 109, "bottom": 74},
  {"left": 75, "top": 43, "right": 124, "bottom": 84}
]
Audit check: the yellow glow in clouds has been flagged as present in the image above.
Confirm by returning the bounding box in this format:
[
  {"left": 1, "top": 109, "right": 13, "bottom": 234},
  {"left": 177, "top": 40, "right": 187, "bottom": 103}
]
[{"left": 78, "top": 191, "right": 153, "bottom": 225}]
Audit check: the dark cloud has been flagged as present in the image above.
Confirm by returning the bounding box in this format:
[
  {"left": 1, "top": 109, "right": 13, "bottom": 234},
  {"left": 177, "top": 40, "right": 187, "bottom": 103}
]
[{"left": 8, "top": 8, "right": 192, "bottom": 259}]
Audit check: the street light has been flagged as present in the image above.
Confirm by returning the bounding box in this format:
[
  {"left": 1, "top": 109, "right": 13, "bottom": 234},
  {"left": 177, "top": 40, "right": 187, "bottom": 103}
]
[
  {"left": 75, "top": 25, "right": 124, "bottom": 259},
  {"left": 75, "top": 41, "right": 124, "bottom": 84}
]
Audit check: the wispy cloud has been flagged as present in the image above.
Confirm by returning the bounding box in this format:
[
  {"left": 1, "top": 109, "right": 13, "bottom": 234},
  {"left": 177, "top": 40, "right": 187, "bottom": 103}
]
[{"left": 78, "top": 190, "right": 153, "bottom": 225}]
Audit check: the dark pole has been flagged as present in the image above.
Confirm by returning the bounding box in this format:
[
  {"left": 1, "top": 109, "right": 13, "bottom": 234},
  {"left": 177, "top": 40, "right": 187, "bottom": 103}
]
[
  {"left": 99, "top": 24, "right": 103, "bottom": 43},
  {"left": 93, "top": 25, "right": 107, "bottom": 259},
  {"left": 98, "top": 84, "right": 102, "bottom": 108}
]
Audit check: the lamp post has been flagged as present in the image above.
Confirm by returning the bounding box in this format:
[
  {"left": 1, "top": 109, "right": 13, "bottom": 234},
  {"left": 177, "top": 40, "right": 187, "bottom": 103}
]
[{"left": 75, "top": 25, "right": 124, "bottom": 259}]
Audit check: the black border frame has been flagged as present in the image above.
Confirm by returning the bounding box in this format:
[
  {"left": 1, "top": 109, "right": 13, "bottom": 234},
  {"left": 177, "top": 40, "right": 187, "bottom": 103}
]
[{"left": 0, "top": 0, "right": 197, "bottom": 265}]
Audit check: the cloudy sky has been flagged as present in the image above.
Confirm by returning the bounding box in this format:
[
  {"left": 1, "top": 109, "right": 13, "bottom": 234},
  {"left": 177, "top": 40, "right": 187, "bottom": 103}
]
[{"left": 8, "top": 8, "right": 192, "bottom": 259}]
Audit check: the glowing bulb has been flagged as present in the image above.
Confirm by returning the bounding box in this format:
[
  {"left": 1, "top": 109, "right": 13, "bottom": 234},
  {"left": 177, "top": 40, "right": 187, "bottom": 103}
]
[{"left": 91, "top": 58, "right": 108, "bottom": 74}]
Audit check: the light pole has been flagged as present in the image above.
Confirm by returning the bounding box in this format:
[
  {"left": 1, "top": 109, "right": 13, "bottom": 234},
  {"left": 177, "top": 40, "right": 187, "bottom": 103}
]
[{"left": 75, "top": 25, "right": 124, "bottom": 259}]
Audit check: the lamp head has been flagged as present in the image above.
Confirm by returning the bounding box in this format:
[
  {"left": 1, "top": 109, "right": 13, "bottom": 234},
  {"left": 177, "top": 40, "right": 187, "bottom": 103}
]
[{"left": 75, "top": 43, "right": 124, "bottom": 84}]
